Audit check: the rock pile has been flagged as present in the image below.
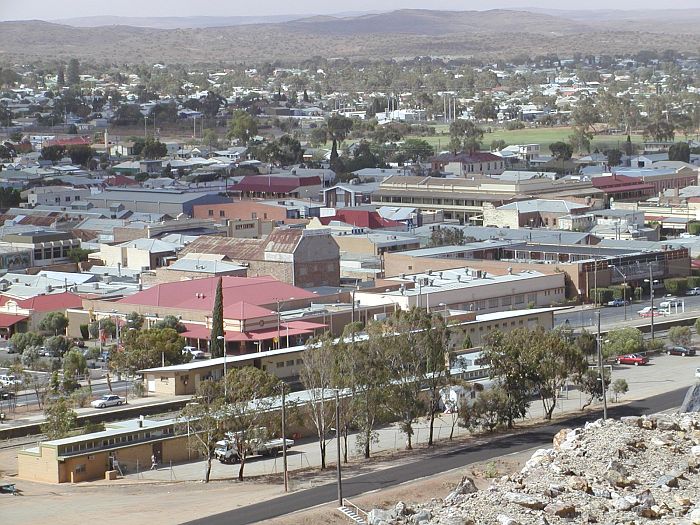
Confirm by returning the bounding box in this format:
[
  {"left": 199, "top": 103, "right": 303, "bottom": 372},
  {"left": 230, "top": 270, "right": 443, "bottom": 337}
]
[{"left": 367, "top": 413, "right": 700, "bottom": 525}]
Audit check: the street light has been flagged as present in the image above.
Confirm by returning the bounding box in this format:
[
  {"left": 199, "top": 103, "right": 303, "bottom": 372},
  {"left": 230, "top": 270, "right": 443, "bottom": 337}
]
[
  {"left": 609, "top": 264, "right": 628, "bottom": 321},
  {"left": 596, "top": 310, "right": 608, "bottom": 421},
  {"left": 275, "top": 297, "right": 294, "bottom": 349},
  {"left": 438, "top": 302, "right": 447, "bottom": 318},
  {"left": 644, "top": 267, "right": 660, "bottom": 340}
]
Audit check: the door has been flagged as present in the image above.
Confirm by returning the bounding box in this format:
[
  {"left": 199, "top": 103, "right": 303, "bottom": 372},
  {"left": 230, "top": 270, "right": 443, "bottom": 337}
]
[
  {"left": 152, "top": 442, "right": 163, "bottom": 463},
  {"left": 147, "top": 375, "right": 156, "bottom": 392}
]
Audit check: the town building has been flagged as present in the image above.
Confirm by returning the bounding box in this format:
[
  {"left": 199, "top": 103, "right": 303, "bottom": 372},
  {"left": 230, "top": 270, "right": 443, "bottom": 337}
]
[{"left": 86, "top": 189, "right": 230, "bottom": 217}]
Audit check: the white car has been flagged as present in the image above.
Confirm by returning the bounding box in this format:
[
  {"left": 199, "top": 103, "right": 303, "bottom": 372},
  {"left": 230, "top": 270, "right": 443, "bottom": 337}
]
[
  {"left": 183, "top": 346, "right": 206, "bottom": 359},
  {"left": 0, "top": 374, "right": 22, "bottom": 387},
  {"left": 688, "top": 287, "right": 700, "bottom": 296},
  {"left": 90, "top": 394, "right": 125, "bottom": 408}
]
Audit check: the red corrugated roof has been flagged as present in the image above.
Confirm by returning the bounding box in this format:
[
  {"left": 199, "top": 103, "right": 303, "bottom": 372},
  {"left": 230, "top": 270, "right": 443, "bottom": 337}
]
[
  {"left": 0, "top": 292, "right": 83, "bottom": 312},
  {"left": 230, "top": 175, "right": 321, "bottom": 194},
  {"left": 118, "top": 276, "right": 316, "bottom": 312},
  {"left": 0, "top": 313, "right": 28, "bottom": 328},
  {"left": 322, "top": 210, "right": 402, "bottom": 229}
]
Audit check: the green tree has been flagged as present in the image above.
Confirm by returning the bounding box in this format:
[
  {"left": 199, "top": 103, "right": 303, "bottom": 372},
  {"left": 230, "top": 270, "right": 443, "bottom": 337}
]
[
  {"left": 611, "top": 378, "right": 629, "bottom": 402},
  {"left": 664, "top": 278, "right": 688, "bottom": 296},
  {"left": 45, "top": 335, "right": 71, "bottom": 357},
  {"left": 606, "top": 148, "right": 623, "bottom": 166},
  {"left": 472, "top": 97, "right": 498, "bottom": 121},
  {"left": 114, "top": 327, "right": 188, "bottom": 374},
  {"left": 125, "top": 311, "right": 145, "bottom": 331},
  {"left": 67, "top": 58, "right": 80, "bottom": 85},
  {"left": 141, "top": 137, "right": 167, "bottom": 159},
  {"left": 326, "top": 114, "right": 353, "bottom": 172},
  {"left": 67, "top": 145, "right": 94, "bottom": 166},
  {"left": 56, "top": 64, "right": 65, "bottom": 87},
  {"left": 202, "top": 129, "right": 219, "bottom": 151},
  {"left": 604, "top": 327, "right": 644, "bottom": 358},
  {"left": 223, "top": 366, "right": 281, "bottom": 481},
  {"left": 400, "top": 139, "right": 434, "bottom": 161},
  {"left": 0, "top": 187, "right": 23, "bottom": 209},
  {"left": 210, "top": 277, "right": 224, "bottom": 358},
  {"left": 226, "top": 110, "right": 258, "bottom": 144},
  {"left": 67, "top": 247, "right": 91, "bottom": 263},
  {"left": 472, "top": 386, "right": 510, "bottom": 432},
  {"left": 669, "top": 142, "right": 690, "bottom": 163},
  {"left": 490, "top": 139, "right": 507, "bottom": 152},
  {"left": 575, "top": 368, "right": 610, "bottom": 410},
  {"left": 299, "top": 332, "right": 337, "bottom": 469},
  {"left": 40, "top": 145, "right": 66, "bottom": 162},
  {"left": 88, "top": 318, "right": 116, "bottom": 339},
  {"left": 153, "top": 315, "right": 186, "bottom": 333},
  {"left": 41, "top": 397, "right": 77, "bottom": 439},
  {"left": 10, "top": 331, "right": 44, "bottom": 353},
  {"left": 179, "top": 380, "right": 225, "bottom": 483},
  {"left": 40, "top": 311, "right": 69, "bottom": 335},
  {"left": 549, "top": 141, "right": 573, "bottom": 160},
  {"left": 668, "top": 325, "right": 691, "bottom": 347},
  {"left": 449, "top": 120, "right": 483, "bottom": 154}
]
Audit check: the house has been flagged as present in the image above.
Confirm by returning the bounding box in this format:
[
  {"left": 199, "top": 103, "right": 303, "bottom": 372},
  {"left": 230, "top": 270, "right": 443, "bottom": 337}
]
[
  {"left": 86, "top": 189, "right": 230, "bottom": 217},
  {"left": 22, "top": 186, "right": 91, "bottom": 207},
  {"left": 323, "top": 182, "right": 379, "bottom": 208},
  {"left": 228, "top": 175, "right": 323, "bottom": 200},
  {"left": 89, "top": 238, "right": 180, "bottom": 270},
  {"left": 482, "top": 199, "right": 591, "bottom": 229},
  {"left": 431, "top": 152, "right": 505, "bottom": 176}
]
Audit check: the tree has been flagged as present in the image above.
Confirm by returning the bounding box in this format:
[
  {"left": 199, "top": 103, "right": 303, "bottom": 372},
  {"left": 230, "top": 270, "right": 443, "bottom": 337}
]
[
  {"left": 400, "top": 139, "right": 434, "bottom": 162},
  {"left": 449, "top": 120, "right": 483, "bottom": 154},
  {"left": 45, "top": 335, "right": 71, "bottom": 357},
  {"left": 611, "top": 378, "right": 629, "bottom": 402},
  {"left": 40, "top": 311, "right": 69, "bottom": 336},
  {"left": 57, "top": 64, "right": 65, "bottom": 87},
  {"left": 40, "top": 145, "right": 66, "bottom": 163},
  {"left": 575, "top": 368, "right": 610, "bottom": 410},
  {"left": 141, "top": 137, "right": 167, "bottom": 159},
  {"left": 669, "top": 142, "right": 690, "bottom": 163},
  {"left": 576, "top": 329, "right": 597, "bottom": 362},
  {"left": 202, "top": 129, "right": 219, "bottom": 151},
  {"left": 67, "top": 58, "right": 80, "bottom": 85},
  {"left": 326, "top": 114, "right": 353, "bottom": 172},
  {"left": 604, "top": 327, "right": 644, "bottom": 358},
  {"left": 153, "top": 315, "right": 186, "bottom": 333},
  {"left": 668, "top": 325, "right": 691, "bottom": 348},
  {"left": 472, "top": 386, "right": 510, "bottom": 432},
  {"left": 569, "top": 96, "right": 600, "bottom": 153},
  {"left": 125, "top": 311, "right": 145, "bottom": 331},
  {"left": 549, "top": 141, "right": 573, "bottom": 161},
  {"left": 22, "top": 369, "right": 50, "bottom": 409},
  {"left": 67, "top": 145, "right": 94, "bottom": 166},
  {"left": 179, "top": 380, "right": 225, "bottom": 483},
  {"left": 210, "top": 277, "right": 224, "bottom": 358},
  {"left": 472, "top": 97, "right": 498, "bottom": 121},
  {"left": 10, "top": 331, "right": 44, "bottom": 353},
  {"left": 664, "top": 277, "right": 688, "bottom": 296},
  {"left": 114, "top": 328, "right": 188, "bottom": 374},
  {"left": 67, "top": 247, "right": 91, "bottom": 263},
  {"left": 490, "top": 139, "right": 507, "bottom": 152},
  {"left": 0, "top": 187, "right": 22, "bottom": 209},
  {"left": 481, "top": 329, "right": 534, "bottom": 428},
  {"left": 606, "top": 148, "right": 623, "bottom": 166},
  {"left": 41, "top": 397, "right": 77, "bottom": 439},
  {"left": 227, "top": 110, "right": 258, "bottom": 144},
  {"left": 299, "top": 333, "right": 337, "bottom": 469},
  {"left": 223, "top": 366, "right": 281, "bottom": 481},
  {"left": 62, "top": 348, "right": 87, "bottom": 392}
]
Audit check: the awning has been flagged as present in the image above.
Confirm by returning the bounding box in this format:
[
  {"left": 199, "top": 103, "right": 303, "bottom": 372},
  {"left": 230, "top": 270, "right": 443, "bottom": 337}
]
[
  {"left": 0, "top": 313, "right": 29, "bottom": 328},
  {"left": 181, "top": 323, "right": 319, "bottom": 342}
]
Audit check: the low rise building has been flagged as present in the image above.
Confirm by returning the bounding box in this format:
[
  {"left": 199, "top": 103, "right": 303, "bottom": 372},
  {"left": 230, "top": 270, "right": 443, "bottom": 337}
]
[{"left": 0, "top": 230, "right": 81, "bottom": 268}]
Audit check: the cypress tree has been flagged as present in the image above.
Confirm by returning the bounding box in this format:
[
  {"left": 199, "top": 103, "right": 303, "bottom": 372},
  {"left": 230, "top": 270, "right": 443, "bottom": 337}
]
[{"left": 210, "top": 277, "right": 224, "bottom": 358}]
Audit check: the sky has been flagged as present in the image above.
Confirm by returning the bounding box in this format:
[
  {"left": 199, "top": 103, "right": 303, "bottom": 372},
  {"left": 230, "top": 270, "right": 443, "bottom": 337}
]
[{"left": 1, "top": 0, "right": 698, "bottom": 20}]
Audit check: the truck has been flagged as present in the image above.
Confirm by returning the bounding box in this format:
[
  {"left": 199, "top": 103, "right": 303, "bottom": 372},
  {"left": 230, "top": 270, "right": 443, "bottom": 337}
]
[{"left": 214, "top": 429, "right": 294, "bottom": 464}]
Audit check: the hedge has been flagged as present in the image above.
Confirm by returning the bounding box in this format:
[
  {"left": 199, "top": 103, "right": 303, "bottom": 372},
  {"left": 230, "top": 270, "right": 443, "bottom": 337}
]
[{"left": 664, "top": 278, "right": 688, "bottom": 296}]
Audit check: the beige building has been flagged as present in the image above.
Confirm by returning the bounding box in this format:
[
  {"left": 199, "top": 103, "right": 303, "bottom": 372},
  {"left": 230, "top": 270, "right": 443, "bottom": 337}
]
[{"left": 89, "top": 238, "right": 178, "bottom": 270}]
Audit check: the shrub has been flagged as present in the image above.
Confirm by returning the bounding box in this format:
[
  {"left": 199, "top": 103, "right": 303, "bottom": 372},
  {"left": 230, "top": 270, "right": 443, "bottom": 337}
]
[
  {"left": 668, "top": 325, "right": 692, "bottom": 347},
  {"left": 688, "top": 276, "right": 700, "bottom": 288},
  {"left": 688, "top": 221, "right": 700, "bottom": 236},
  {"left": 603, "top": 327, "right": 644, "bottom": 358},
  {"left": 592, "top": 288, "right": 614, "bottom": 304},
  {"left": 664, "top": 278, "right": 688, "bottom": 296},
  {"left": 611, "top": 378, "right": 629, "bottom": 402},
  {"left": 79, "top": 324, "right": 89, "bottom": 340}
]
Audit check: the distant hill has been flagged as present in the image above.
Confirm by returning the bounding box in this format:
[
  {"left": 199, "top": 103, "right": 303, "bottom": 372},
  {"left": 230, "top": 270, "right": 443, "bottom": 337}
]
[
  {"left": 53, "top": 14, "right": 308, "bottom": 29},
  {"left": 1, "top": 9, "right": 698, "bottom": 64}
]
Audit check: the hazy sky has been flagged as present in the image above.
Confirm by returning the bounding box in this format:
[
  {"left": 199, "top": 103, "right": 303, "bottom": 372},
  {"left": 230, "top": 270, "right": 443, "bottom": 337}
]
[{"left": 1, "top": 0, "right": 697, "bottom": 20}]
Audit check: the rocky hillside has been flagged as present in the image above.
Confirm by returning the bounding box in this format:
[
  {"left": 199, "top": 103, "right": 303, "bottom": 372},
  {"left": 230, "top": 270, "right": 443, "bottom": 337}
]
[{"left": 368, "top": 413, "right": 700, "bottom": 524}]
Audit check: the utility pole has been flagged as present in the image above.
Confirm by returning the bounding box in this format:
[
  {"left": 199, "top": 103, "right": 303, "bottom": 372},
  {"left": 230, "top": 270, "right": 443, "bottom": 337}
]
[
  {"left": 281, "top": 383, "right": 288, "bottom": 492},
  {"left": 335, "top": 389, "right": 343, "bottom": 506},
  {"left": 649, "top": 266, "right": 655, "bottom": 340},
  {"left": 596, "top": 310, "right": 608, "bottom": 421}
]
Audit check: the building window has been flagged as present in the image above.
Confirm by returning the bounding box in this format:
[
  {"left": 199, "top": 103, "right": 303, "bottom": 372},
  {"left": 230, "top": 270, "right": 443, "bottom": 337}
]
[
  {"left": 514, "top": 294, "right": 524, "bottom": 304},
  {"left": 489, "top": 298, "right": 498, "bottom": 308},
  {"left": 502, "top": 296, "right": 511, "bottom": 306},
  {"left": 528, "top": 293, "right": 537, "bottom": 304},
  {"left": 276, "top": 361, "right": 284, "bottom": 368},
  {"left": 286, "top": 360, "right": 294, "bottom": 367},
  {"left": 219, "top": 210, "right": 225, "bottom": 217},
  {"left": 208, "top": 209, "right": 214, "bottom": 217},
  {"left": 75, "top": 464, "right": 86, "bottom": 473}
]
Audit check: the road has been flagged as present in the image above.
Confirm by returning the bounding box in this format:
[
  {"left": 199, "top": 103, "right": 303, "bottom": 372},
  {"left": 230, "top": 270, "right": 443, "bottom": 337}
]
[
  {"left": 186, "top": 386, "right": 689, "bottom": 525},
  {"left": 1, "top": 380, "right": 133, "bottom": 409},
  {"left": 554, "top": 295, "right": 700, "bottom": 329}
]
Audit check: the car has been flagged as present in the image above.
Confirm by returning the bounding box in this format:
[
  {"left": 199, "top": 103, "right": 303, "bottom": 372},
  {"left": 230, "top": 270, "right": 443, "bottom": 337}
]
[
  {"left": 637, "top": 307, "right": 659, "bottom": 318},
  {"left": 183, "top": 346, "right": 206, "bottom": 359},
  {"left": 73, "top": 338, "right": 86, "bottom": 348},
  {"left": 617, "top": 353, "right": 649, "bottom": 366},
  {"left": 0, "top": 374, "right": 22, "bottom": 387},
  {"left": 5, "top": 343, "right": 17, "bottom": 354},
  {"left": 667, "top": 346, "right": 696, "bottom": 357},
  {"left": 607, "top": 299, "right": 629, "bottom": 307},
  {"left": 659, "top": 297, "right": 682, "bottom": 309},
  {"left": 0, "top": 388, "right": 15, "bottom": 400},
  {"left": 90, "top": 394, "right": 125, "bottom": 408},
  {"left": 688, "top": 287, "right": 700, "bottom": 296}
]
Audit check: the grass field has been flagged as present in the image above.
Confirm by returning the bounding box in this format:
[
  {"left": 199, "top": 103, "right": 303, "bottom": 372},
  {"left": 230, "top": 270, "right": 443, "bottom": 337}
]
[{"left": 416, "top": 126, "right": 643, "bottom": 153}]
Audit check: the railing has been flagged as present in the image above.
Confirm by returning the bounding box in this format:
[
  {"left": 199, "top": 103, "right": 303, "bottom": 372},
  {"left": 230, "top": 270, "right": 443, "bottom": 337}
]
[{"left": 342, "top": 498, "right": 368, "bottom": 520}]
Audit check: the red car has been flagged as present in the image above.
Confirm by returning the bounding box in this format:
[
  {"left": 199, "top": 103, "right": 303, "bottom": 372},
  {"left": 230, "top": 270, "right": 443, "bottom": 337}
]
[{"left": 617, "top": 353, "right": 649, "bottom": 366}]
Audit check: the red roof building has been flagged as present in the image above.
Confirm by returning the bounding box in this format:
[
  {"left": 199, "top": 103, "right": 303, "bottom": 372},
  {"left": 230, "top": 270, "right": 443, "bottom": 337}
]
[
  {"left": 229, "top": 175, "right": 322, "bottom": 199},
  {"left": 592, "top": 174, "right": 655, "bottom": 202},
  {"left": 319, "top": 209, "right": 405, "bottom": 230}
]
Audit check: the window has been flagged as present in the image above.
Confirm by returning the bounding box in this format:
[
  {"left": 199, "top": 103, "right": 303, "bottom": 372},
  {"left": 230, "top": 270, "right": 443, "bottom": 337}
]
[
  {"left": 53, "top": 247, "right": 61, "bottom": 258},
  {"left": 208, "top": 209, "right": 214, "bottom": 217},
  {"left": 489, "top": 298, "right": 498, "bottom": 308},
  {"left": 502, "top": 296, "right": 511, "bottom": 306},
  {"left": 296, "top": 359, "right": 303, "bottom": 365},
  {"left": 65, "top": 196, "right": 71, "bottom": 202},
  {"left": 528, "top": 293, "right": 537, "bottom": 304},
  {"left": 75, "top": 464, "right": 86, "bottom": 474},
  {"left": 219, "top": 210, "right": 225, "bottom": 217},
  {"left": 251, "top": 212, "right": 257, "bottom": 219},
  {"left": 286, "top": 360, "right": 294, "bottom": 367},
  {"left": 276, "top": 361, "right": 284, "bottom": 368},
  {"left": 514, "top": 294, "right": 525, "bottom": 304}
]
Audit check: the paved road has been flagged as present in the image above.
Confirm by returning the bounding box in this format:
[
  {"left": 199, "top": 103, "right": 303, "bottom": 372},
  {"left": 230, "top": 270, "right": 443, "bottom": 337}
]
[
  {"left": 554, "top": 295, "right": 700, "bottom": 329},
  {"left": 186, "top": 386, "right": 689, "bottom": 525}
]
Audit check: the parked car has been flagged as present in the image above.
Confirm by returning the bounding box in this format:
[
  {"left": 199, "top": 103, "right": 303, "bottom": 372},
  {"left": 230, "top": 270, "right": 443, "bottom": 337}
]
[
  {"left": 5, "top": 343, "right": 17, "bottom": 354},
  {"left": 90, "top": 394, "right": 125, "bottom": 408},
  {"left": 617, "top": 354, "right": 649, "bottom": 366},
  {"left": 688, "top": 288, "right": 700, "bottom": 296},
  {"left": 182, "top": 346, "right": 206, "bottom": 359},
  {"left": 73, "top": 338, "right": 86, "bottom": 348},
  {"left": 0, "top": 374, "right": 23, "bottom": 387},
  {"left": 667, "top": 346, "right": 696, "bottom": 357},
  {"left": 607, "top": 299, "right": 629, "bottom": 307},
  {"left": 0, "top": 387, "right": 15, "bottom": 400},
  {"left": 637, "top": 307, "right": 659, "bottom": 318}
]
